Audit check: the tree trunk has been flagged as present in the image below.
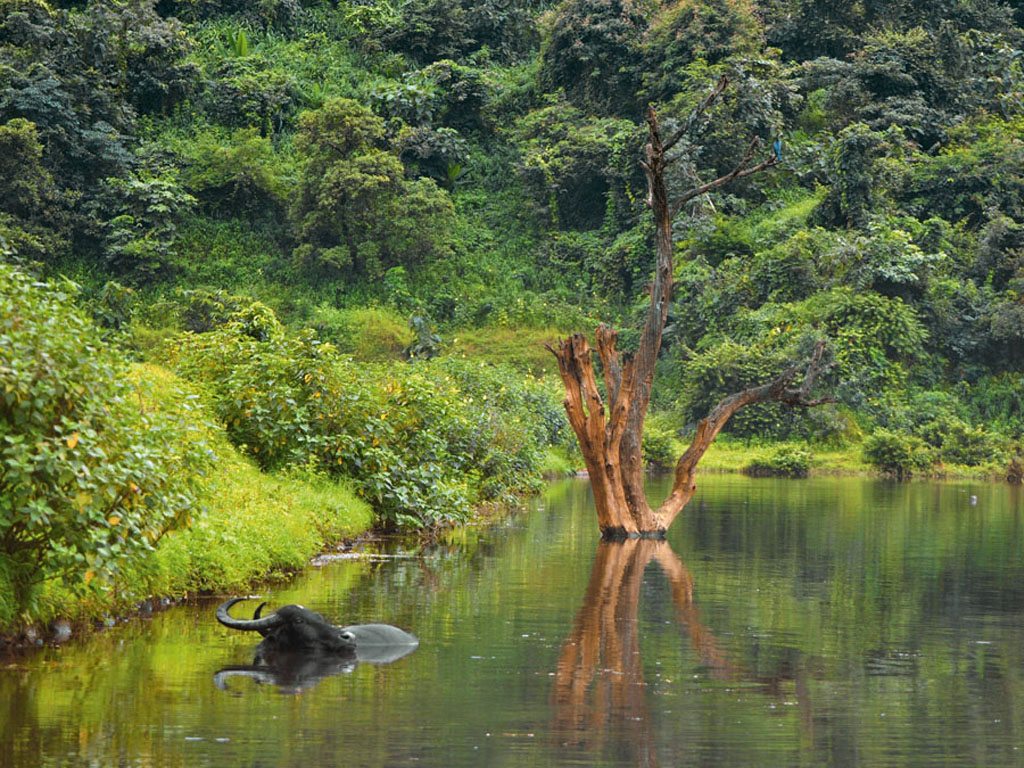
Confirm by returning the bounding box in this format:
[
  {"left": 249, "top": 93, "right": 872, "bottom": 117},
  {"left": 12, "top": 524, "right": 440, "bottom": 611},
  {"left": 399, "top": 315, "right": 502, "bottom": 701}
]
[{"left": 550, "top": 79, "right": 830, "bottom": 539}]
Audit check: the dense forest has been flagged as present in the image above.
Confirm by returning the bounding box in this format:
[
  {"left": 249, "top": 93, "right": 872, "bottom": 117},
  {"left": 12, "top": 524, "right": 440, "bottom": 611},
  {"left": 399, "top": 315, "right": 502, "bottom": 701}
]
[{"left": 2, "top": 0, "right": 1024, "bottom": 625}]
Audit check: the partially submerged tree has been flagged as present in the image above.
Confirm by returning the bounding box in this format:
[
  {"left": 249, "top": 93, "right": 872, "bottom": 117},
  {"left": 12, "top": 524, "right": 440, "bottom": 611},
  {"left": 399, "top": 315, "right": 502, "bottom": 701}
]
[{"left": 549, "top": 77, "right": 833, "bottom": 539}]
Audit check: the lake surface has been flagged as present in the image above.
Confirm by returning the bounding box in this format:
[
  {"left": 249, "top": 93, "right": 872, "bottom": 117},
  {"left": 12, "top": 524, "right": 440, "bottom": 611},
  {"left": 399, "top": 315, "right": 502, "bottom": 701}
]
[{"left": 3, "top": 476, "right": 1023, "bottom": 767}]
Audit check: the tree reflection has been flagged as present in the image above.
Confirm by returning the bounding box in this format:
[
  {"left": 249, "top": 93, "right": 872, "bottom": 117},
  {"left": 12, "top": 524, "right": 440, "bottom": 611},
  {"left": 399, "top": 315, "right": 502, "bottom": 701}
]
[{"left": 553, "top": 539, "right": 813, "bottom": 764}]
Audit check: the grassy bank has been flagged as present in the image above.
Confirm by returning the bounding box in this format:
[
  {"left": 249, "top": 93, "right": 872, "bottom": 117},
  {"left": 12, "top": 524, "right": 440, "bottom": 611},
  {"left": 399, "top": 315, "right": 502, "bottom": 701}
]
[
  {"left": 0, "top": 364, "right": 373, "bottom": 638},
  {"left": 699, "top": 437, "right": 1010, "bottom": 481}
]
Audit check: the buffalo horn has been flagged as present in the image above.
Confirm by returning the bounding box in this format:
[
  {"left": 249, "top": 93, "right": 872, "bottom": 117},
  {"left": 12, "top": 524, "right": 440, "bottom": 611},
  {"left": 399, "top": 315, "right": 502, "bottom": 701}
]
[{"left": 216, "top": 597, "right": 284, "bottom": 632}]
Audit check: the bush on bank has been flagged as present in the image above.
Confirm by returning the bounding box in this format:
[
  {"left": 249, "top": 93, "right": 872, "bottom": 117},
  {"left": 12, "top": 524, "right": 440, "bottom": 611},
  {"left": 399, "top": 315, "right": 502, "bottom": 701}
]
[
  {"left": 168, "top": 305, "right": 565, "bottom": 529},
  {"left": 0, "top": 264, "right": 211, "bottom": 623},
  {"left": 0, "top": 265, "right": 372, "bottom": 631},
  {"left": 1, "top": 360, "right": 373, "bottom": 631}
]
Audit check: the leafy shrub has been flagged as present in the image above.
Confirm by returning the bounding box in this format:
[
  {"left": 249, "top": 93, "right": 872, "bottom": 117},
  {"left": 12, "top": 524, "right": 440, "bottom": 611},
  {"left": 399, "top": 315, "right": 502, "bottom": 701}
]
[
  {"left": 311, "top": 305, "right": 414, "bottom": 361},
  {"left": 801, "top": 287, "right": 928, "bottom": 400},
  {"left": 379, "top": 0, "right": 536, "bottom": 64},
  {"left": 91, "top": 281, "right": 135, "bottom": 332},
  {"left": 744, "top": 445, "right": 812, "bottom": 478},
  {"left": 0, "top": 265, "right": 212, "bottom": 614},
  {"left": 677, "top": 340, "right": 808, "bottom": 439},
  {"left": 642, "top": 0, "right": 763, "bottom": 101},
  {"left": 168, "top": 0, "right": 305, "bottom": 30},
  {"left": 203, "top": 58, "right": 298, "bottom": 135},
  {"left": 172, "top": 317, "right": 565, "bottom": 528},
  {"left": 968, "top": 374, "right": 1024, "bottom": 436},
  {"left": 0, "top": 118, "right": 63, "bottom": 248},
  {"left": 291, "top": 98, "right": 455, "bottom": 279},
  {"left": 176, "top": 127, "right": 291, "bottom": 215},
  {"left": 863, "top": 429, "right": 934, "bottom": 479},
  {"left": 177, "top": 288, "right": 247, "bottom": 334},
  {"left": 642, "top": 422, "right": 676, "bottom": 471},
  {"left": 94, "top": 171, "right": 197, "bottom": 282},
  {"left": 538, "top": 0, "right": 647, "bottom": 115},
  {"left": 918, "top": 416, "right": 1006, "bottom": 467},
  {"left": 511, "top": 104, "right": 641, "bottom": 231}
]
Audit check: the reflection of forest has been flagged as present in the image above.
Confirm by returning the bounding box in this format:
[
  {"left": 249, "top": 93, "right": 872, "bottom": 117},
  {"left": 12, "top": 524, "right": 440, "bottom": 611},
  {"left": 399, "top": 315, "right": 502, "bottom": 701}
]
[{"left": 552, "top": 539, "right": 814, "bottom": 765}]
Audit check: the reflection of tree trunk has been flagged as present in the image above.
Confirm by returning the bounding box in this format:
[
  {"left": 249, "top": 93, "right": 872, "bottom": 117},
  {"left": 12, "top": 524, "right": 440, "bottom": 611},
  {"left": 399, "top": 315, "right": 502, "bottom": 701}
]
[
  {"left": 552, "top": 540, "right": 652, "bottom": 757},
  {"left": 553, "top": 539, "right": 818, "bottom": 761},
  {"left": 651, "top": 545, "right": 731, "bottom": 676},
  {"left": 552, "top": 539, "right": 733, "bottom": 763}
]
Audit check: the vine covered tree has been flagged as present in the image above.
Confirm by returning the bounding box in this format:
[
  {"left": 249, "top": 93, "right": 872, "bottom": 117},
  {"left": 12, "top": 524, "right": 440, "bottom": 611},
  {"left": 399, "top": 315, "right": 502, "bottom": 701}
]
[{"left": 549, "top": 77, "right": 833, "bottom": 539}]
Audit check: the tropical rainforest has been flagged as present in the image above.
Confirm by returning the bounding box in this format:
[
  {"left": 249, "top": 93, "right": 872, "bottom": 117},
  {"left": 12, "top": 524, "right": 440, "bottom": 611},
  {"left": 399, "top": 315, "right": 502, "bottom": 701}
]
[{"left": 2, "top": 0, "right": 1023, "bottom": 629}]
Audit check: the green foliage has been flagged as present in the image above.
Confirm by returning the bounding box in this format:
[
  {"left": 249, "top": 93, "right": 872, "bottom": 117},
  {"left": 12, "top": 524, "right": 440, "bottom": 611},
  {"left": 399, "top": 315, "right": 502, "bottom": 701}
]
[
  {"left": 0, "top": 117, "right": 54, "bottom": 219},
  {"left": 394, "top": 125, "right": 469, "bottom": 185},
  {"left": 0, "top": 117, "right": 67, "bottom": 260},
  {"left": 538, "top": 0, "right": 648, "bottom": 116},
  {"left": 676, "top": 340, "right": 805, "bottom": 439},
  {"left": 81, "top": 0, "right": 199, "bottom": 115},
  {"left": 166, "top": 216, "right": 283, "bottom": 288},
  {"left": 418, "top": 59, "right": 490, "bottom": 133},
  {"left": 94, "top": 170, "right": 196, "bottom": 281},
  {"left": 799, "top": 287, "right": 927, "bottom": 400},
  {"left": 743, "top": 444, "right": 812, "bottom": 477},
  {"left": 203, "top": 57, "right": 298, "bottom": 135},
  {"left": 310, "top": 305, "right": 414, "bottom": 361},
  {"left": 918, "top": 415, "right": 1006, "bottom": 467},
  {"left": 815, "top": 123, "right": 908, "bottom": 228},
  {"left": 748, "top": 229, "right": 824, "bottom": 302},
  {"left": 291, "top": 98, "right": 455, "bottom": 279},
  {"left": 863, "top": 428, "right": 934, "bottom": 479},
  {"left": 166, "top": 0, "right": 306, "bottom": 31},
  {"left": 642, "top": 0, "right": 764, "bottom": 102},
  {"left": 171, "top": 315, "right": 564, "bottom": 528},
  {"left": 901, "top": 116, "right": 1024, "bottom": 228},
  {"left": 968, "top": 374, "right": 1024, "bottom": 437},
  {"left": 91, "top": 281, "right": 135, "bottom": 332},
  {"left": 446, "top": 326, "right": 568, "bottom": 376},
  {"left": 379, "top": 0, "right": 537, "bottom": 64},
  {"left": 511, "top": 103, "right": 642, "bottom": 230},
  {"left": 0, "top": 265, "right": 212, "bottom": 616},
  {"left": 174, "top": 127, "right": 292, "bottom": 214},
  {"left": 642, "top": 421, "right": 676, "bottom": 470}
]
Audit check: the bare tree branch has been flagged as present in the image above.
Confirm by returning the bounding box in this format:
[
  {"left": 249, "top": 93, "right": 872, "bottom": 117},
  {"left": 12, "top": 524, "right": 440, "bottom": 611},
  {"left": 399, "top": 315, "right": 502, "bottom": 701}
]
[
  {"left": 661, "top": 74, "right": 730, "bottom": 156},
  {"left": 672, "top": 138, "right": 777, "bottom": 215},
  {"left": 653, "top": 341, "right": 833, "bottom": 530}
]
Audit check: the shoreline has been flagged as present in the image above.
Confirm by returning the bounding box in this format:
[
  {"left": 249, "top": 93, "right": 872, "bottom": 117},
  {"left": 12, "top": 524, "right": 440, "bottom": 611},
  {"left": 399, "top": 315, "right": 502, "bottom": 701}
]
[{"left": 3, "top": 439, "right": 1011, "bottom": 654}]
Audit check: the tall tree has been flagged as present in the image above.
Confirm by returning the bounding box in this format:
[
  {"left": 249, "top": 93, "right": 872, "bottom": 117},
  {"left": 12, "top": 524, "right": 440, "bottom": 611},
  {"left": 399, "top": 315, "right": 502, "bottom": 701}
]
[{"left": 549, "top": 77, "right": 832, "bottom": 538}]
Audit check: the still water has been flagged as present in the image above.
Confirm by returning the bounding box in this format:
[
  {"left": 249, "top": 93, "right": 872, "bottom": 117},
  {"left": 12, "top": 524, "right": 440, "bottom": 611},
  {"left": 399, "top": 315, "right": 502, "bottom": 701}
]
[{"left": 3, "top": 476, "right": 1023, "bottom": 767}]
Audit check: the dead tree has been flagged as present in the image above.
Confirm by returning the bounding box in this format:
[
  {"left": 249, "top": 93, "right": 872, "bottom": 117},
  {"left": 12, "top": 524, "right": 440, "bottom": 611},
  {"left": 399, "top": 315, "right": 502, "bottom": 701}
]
[{"left": 549, "top": 77, "right": 832, "bottom": 539}]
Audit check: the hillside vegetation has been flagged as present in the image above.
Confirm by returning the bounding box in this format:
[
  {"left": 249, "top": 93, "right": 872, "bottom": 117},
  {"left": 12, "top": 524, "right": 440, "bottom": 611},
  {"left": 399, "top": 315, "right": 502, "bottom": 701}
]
[{"left": 2, "top": 0, "right": 1024, "bottom": 627}]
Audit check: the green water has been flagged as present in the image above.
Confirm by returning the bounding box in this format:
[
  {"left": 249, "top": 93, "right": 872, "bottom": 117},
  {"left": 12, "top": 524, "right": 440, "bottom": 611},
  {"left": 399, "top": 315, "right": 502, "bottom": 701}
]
[{"left": 2, "top": 476, "right": 1023, "bottom": 767}]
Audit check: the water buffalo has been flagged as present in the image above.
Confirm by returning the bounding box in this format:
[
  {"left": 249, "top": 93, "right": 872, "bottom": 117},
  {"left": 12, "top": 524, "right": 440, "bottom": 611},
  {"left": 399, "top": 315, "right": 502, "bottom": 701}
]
[{"left": 215, "top": 597, "right": 418, "bottom": 657}]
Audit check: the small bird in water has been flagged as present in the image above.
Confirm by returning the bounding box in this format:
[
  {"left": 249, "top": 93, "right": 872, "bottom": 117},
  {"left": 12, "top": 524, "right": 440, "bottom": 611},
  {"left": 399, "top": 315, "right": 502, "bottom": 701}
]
[{"left": 969, "top": 495, "right": 978, "bottom": 505}]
